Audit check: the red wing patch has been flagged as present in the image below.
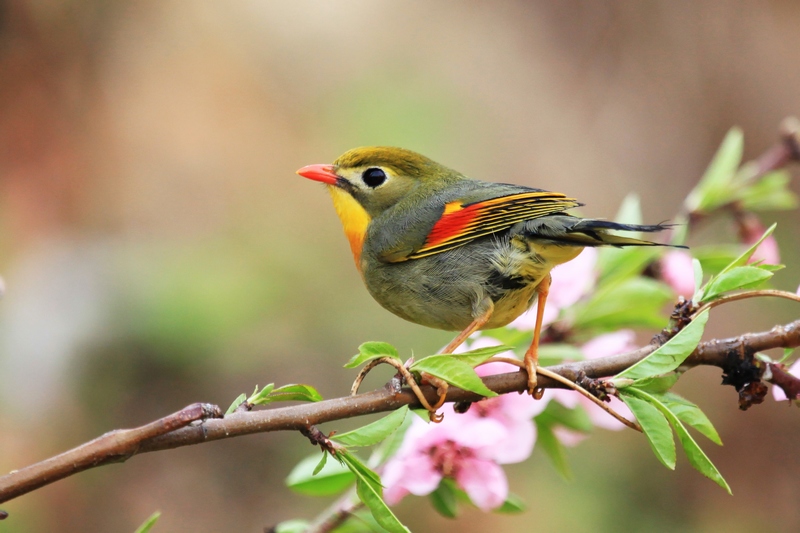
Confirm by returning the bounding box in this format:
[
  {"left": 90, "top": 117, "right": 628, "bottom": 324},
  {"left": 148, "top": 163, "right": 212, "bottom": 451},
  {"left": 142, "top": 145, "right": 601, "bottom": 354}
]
[{"left": 408, "top": 191, "right": 579, "bottom": 259}]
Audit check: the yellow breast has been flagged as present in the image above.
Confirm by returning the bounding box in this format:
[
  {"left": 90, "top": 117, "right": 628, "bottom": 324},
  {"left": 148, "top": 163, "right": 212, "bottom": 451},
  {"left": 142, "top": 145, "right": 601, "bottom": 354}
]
[{"left": 327, "top": 186, "right": 371, "bottom": 270}]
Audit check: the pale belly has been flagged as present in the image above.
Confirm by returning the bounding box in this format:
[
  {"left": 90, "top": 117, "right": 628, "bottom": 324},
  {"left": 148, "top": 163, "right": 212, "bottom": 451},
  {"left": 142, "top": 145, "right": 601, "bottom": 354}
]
[{"left": 362, "top": 235, "right": 583, "bottom": 332}]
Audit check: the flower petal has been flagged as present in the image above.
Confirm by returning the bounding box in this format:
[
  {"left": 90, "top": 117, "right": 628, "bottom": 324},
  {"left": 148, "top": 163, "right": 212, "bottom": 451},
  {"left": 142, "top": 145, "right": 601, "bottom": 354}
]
[
  {"left": 448, "top": 417, "right": 508, "bottom": 448},
  {"left": 660, "top": 250, "right": 696, "bottom": 298},
  {"left": 455, "top": 458, "right": 508, "bottom": 511},
  {"left": 581, "top": 330, "right": 637, "bottom": 360},
  {"left": 488, "top": 419, "right": 537, "bottom": 464},
  {"left": 382, "top": 453, "right": 442, "bottom": 504}
]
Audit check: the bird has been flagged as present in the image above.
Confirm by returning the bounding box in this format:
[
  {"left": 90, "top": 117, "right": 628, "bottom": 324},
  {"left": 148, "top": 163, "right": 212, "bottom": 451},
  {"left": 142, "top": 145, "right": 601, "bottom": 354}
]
[{"left": 297, "top": 146, "right": 672, "bottom": 395}]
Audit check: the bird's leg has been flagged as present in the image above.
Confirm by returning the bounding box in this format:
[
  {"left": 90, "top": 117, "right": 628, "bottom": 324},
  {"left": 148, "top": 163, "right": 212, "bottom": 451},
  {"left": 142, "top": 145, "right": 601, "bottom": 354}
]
[
  {"left": 441, "top": 298, "right": 494, "bottom": 354},
  {"left": 412, "top": 299, "right": 495, "bottom": 420},
  {"left": 524, "top": 274, "right": 551, "bottom": 395}
]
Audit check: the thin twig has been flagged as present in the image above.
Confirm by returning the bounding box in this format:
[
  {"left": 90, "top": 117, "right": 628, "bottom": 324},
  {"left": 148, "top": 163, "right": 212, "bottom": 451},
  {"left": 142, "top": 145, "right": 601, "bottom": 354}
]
[
  {"left": 692, "top": 289, "right": 800, "bottom": 319},
  {"left": 349, "top": 356, "right": 443, "bottom": 418},
  {"left": 488, "top": 357, "right": 642, "bottom": 431},
  {"left": 304, "top": 487, "right": 363, "bottom": 533}
]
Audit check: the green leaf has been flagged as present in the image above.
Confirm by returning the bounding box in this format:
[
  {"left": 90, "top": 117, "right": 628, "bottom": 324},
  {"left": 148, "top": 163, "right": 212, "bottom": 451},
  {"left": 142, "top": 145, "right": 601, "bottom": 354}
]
[
  {"left": 494, "top": 492, "right": 527, "bottom": 514},
  {"left": 538, "top": 400, "right": 594, "bottom": 433},
  {"left": 339, "top": 451, "right": 410, "bottom": 533},
  {"left": 247, "top": 383, "right": 275, "bottom": 405},
  {"left": 410, "top": 356, "right": 497, "bottom": 397},
  {"left": 670, "top": 416, "right": 732, "bottom": 494},
  {"left": 480, "top": 328, "right": 531, "bottom": 348},
  {"left": 756, "top": 263, "right": 785, "bottom": 272},
  {"left": 286, "top": 454, "right": 355, "bottom": 496},
  {"left": 572, "top": 277, "right": 673, "bottom": 331},
  {"left": 410, "top": 408, "right": 430, "bottom": 420},
  {"left": 224, "top": 393, "right": 247, "bottom": 415},
  {"left": 429, "top": 481, "right": 459, "bottom": 518},
  {"left": 653, "top": 392, "right": 722, "bottom": 445},
  {"left": 344, "top": 342, "right": 401, "bottom": 369},
  {"left": 627, "top": 389, "right": 731, "bottom": 493},
  {"left": 616, "top": 310, "right": 709, "bottom": 380},
  {"left": 133, "top": 511, "right": 161, "bottom": 533},
  {"left": 329, "top": 510, "right": 385, "bottom": 533},
  {"left": 537, "top": 343, "right": 585, "bottom": 366},
  {"left": 619, "top": 392, "right": 676, "bottom": 469},
  {"left": 692, "top": 258, "right": 703, "bottom": 298},
  {"left": 265, "top": 384, "right": 323, "bottom": 403},
  {"left": 692, "top": 245, "right": 743, "bottom": 277},
  {"left": 273, "top": 520, "right": 310, "bottom": 533},
  {"left": 273, "top": 520, "right": 311, "bottom": 533},
  {"left": 685, "top": 127, "right": 743, "bottom": 212},
  {"left": 594, "top": 193, "right": 656, "bottom": 281},
  {"left": 597, "top": 246, "right": 662, "bottom": 286},
  {"left": 312, "top": 451, "right": 328, "bottom": 476},
  {"left": 778, "top": 348, "right": 795, "bottom": 364},
  {"left": 720, "top": 223, "right": 776, "bottom": 275},
  {"left": 616, "top": 193, "right": 644, "bottom": 225},
  {"left": 447, "top": 344, "right": 515, "bottom": 367},
  {"left": 738, "top": 170, "right": 799, "bottom": 211},
  {"left": 695, "top": 223, "right": 776, "bottom": 303},
  {"left": 701, "top": 266, "right": 774, "bottom": 302},
  {"left": 534, "top": 419, "right": 572, "bottom": 480},
  {"left": 332, "top": 406, "right": 409, "bottom": 447},
  {"left": 631, "top": 373, "right": 680, "bottom": 394},
  {"left": 371, "top": 410, "right": 414, "bottom": 465}
]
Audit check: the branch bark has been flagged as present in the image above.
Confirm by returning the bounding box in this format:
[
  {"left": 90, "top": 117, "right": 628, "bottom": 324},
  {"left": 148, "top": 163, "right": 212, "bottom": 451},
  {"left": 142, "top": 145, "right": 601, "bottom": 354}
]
[{"left": 0, "top": 320, "right": 798, "bottom": 506}]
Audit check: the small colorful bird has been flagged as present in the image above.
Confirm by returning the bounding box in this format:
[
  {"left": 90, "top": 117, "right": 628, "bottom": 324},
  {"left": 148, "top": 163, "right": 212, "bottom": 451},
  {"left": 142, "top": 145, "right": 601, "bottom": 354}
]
[{"left": 298, "top": 147, "right": 671, "bottom": 394}]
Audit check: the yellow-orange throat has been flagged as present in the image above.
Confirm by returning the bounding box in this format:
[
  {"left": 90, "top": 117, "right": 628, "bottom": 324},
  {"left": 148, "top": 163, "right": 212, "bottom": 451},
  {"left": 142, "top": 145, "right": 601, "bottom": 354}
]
[{"left": 327, "top": 186, "right": 370, "bottom": 269}]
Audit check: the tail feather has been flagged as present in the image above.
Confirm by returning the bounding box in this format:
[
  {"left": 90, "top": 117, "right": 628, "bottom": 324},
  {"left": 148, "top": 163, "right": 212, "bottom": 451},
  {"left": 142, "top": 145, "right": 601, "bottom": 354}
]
[
  {"left": 519, "top": 215, "right": 685, "bottom": 248},
  {"left": 569, "top": 219, "right": 682, "bottom": 248}
]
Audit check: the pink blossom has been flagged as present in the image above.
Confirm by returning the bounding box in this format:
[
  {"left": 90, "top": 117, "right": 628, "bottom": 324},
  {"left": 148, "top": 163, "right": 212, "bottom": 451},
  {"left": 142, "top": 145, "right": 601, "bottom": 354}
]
[
  {"left": 739, "top": 216, "right": 780, "bottom": 265},
  {"left": 547, "top": 330, "right": 637, "bottom": 439},
  {"left": 381, "top": 406, "right": 510, "bottom": 510},
  {"left": 464, "top": 359, "right": 549, "bottom": 462},
  {"left": 383, "top": 342, "right": 546, "bottom": 510},
  {"left": 772, "top": 359, "right": 800, "bottom": 401},
  {"left": 510, "top": 248, "right": 598, "bottom": 330},
  {"left": 748, "top": 235, "right": 780, "bottom": 265},
  {"left": 581, "top": 329, "right": 639, "bottom": 360},
  {"left": 660, "top": 250, "right": 696, "bottom": 299},
  {"left": 456, "top": 336, "right": 548, "bottom": 460}
]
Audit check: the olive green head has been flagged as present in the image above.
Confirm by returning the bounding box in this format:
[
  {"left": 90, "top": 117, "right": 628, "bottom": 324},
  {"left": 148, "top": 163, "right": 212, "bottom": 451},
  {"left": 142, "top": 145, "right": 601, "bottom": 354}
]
[{"left": 330, "top": 146, "right": 459, "bottom": 216}]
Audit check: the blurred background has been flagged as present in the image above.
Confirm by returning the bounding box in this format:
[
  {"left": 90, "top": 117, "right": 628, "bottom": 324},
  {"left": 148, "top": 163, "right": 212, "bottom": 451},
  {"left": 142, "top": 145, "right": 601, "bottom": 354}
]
[{"left": 1, "top": 1, "right": 799, "bottom": 531}]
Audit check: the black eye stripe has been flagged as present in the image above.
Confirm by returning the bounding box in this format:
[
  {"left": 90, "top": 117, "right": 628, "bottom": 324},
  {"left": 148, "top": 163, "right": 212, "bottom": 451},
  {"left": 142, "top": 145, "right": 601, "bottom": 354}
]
[{"left": 362, "top": 168, "right": 387, "bottom": 188}]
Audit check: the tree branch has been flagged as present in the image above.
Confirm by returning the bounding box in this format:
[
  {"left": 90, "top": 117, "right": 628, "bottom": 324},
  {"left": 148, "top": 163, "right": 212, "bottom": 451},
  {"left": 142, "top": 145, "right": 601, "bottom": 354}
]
[{"left": 0, "top": 320, "right": 798, "bottom": 506}]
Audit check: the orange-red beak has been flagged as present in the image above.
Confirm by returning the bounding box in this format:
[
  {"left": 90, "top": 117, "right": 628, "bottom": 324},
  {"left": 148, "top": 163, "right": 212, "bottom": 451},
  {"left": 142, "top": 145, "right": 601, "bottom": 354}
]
[{"left": 296, "top": 164, "right": 338, "bottom": 185}]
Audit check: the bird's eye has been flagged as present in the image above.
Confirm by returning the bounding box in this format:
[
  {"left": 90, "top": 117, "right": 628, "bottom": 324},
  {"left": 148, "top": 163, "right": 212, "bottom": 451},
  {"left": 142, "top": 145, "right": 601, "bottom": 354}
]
[{"left": 362, "top": 168, "right": 387, "bottom": 188}]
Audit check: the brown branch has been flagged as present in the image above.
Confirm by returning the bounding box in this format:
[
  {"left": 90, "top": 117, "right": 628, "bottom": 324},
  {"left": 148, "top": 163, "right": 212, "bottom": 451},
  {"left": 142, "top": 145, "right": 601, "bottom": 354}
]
[
  {"left": 0, "top": 321, "right": 799, "bottom": 505},
  {"left": 0, "top": 403, "right": 222, "bottom": 505},
  {"left": 768, "top": 363, "right": 800, "bottom": 400}
]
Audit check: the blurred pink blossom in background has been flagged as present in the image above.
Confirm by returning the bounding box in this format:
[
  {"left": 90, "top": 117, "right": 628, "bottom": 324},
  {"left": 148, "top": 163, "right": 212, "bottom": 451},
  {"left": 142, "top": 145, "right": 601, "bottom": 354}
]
[
  {"left": 772, "top": 359, "right": 800, "bottom": 402},
  {"left": 660, "top": 249, "right": 696, "bottom": 298},
  {"left": 739, "top": 216, "right": 781, "bottom": 265},
  {"left": 510, "top": 248, "right": 598, "bottom": 330},
  {"left": 548, "top": 330, "right": 638, "bottom": 444}
]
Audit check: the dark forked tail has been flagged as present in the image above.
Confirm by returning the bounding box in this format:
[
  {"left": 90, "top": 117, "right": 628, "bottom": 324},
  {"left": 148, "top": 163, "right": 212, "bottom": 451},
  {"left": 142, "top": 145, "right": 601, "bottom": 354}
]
[{"left": 522, "top": 215, "right": 684, "bottom": 248}]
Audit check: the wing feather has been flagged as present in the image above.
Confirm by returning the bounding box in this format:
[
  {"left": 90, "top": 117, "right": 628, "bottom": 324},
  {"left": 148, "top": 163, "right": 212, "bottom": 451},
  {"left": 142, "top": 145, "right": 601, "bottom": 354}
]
[{"left": 407, "top": 191, "right": 580, "bottom": 259}]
